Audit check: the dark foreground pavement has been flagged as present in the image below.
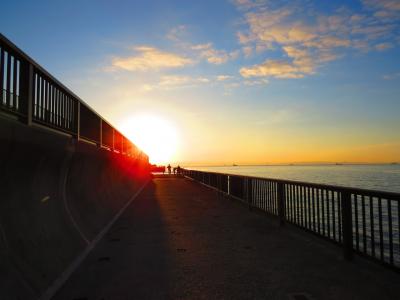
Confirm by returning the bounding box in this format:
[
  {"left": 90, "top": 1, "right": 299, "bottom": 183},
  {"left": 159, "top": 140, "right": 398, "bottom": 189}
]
[{"left": 54, "top": 177, "right": 400, "bottom": 300}]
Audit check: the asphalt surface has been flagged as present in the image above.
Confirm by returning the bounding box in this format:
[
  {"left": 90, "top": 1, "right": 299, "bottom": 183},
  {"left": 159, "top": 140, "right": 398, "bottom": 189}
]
[{"left": 54, "top": 177, "right": 400, "bottom": 300}]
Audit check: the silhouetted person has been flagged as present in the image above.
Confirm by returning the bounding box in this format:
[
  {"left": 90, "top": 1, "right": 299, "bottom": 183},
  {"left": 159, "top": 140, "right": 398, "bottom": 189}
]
[
  {"left": 167, "top": 164, "right": 171, "bottom": 174},
  {"left": 177, "top": 165, "right": 181, "bottom": 175}
]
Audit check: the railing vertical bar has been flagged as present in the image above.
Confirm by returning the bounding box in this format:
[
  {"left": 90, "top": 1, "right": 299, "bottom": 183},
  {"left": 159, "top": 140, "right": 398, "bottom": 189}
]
[
  {"left": 63, "top": 94, "right": 68, "bottom": 129},
  {"left": 290, "top": 185, "right": 294, "bottom": 223},
  {"left": 6, "top": 51, "right": 11, "bottom": 107},
  {"left": 48, "top": 84, "right": 52, "bottom": 123},
  {"left": 266, "top": 181, "right": 269, "bottom": 213},
  {"left": 46, "top": 80, "right": 50, "bottom": 122},
  {"left": 33, "top": 73, "right": 37, "bottom": 117},
  {"left": 0, "top": 47, "right": 4, "bottom": 104},
  {"left": 255, "top": 179, "right": 259, "bottom": 209},
  {"left": 311, "top": 187, "right": 315, "bottom": 232},
  {"left": 296, "top": 185, "right": 300, "bottom": 226},
  {"left": 56, "top": 89, "right": 60, "bottom": 126},
  {"left": 13, "top": 56, "right": 18, "bottom": 109},
  {"left": 362, "top": 195, "right": 367, "bottom": 254},
  {"left": 258, "top": 180, "right": 261, "bottom": 210},
  {"left": 261, "top": 180, "right": 264, "bottom": 211},
  {"left": 316, "top": 188, "right": 320, "bottom": 234},
  {"left": 332, "top": 190, "right": 337, "bottom": 241},
  {"left": 290, "top": 184, "right": 294, "bottom": 222},
  {"left": 387, "top": 199, "right": 393, "bottom": 265},
  {"left": 326, "top": 189, "right": 330, "bottom": 239},
  {"left": 338, "top": 192, "right": 342, "bottom": 243},
  {"left": 40, "top": 75, "right": 44, "bottom": 120},
  {"left": 286, "top": 184, "right": 290, "bottom": 221},
  {"left": 370, "top": 196, "right": 376, "bottom": 257},
  {"left": 274, "top": 182, "right": 277, "bottom": 215},
  {"left": 260, "top": 180, "right": 263, "bottom": 211},
  {"left": 307, "top": 187, "right": 311, "bottom": 230},
  {"left": 398, "top": 201, "right": 400, "bottom": 265},
  {"left": 43, "top": 78, "right": 47, "bottom": 120},
  {"left": 354, "top": 194, "right": 359, "bottom": 251},
  {"left": 321, "top": 189, "right": 325, "bottom": 236},
  {"left": 378, "top": 197, "right": 384, "bottom": 261},
  {"left": 302, "top": 186, "right": 305, "bottom": 228},
  {"left": 265, "top": 181, "right": 268, "bottom": 212},
  {"left": 264, "top": 180, "right": 267, "bottom": 212},
  {"left": 297, "top": 185, "right": 301, "bottom": 226}
]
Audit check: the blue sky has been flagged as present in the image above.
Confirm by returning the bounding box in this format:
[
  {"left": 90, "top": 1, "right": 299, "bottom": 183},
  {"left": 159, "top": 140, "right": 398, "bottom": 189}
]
[{"left": 1, "top": 0, "right": 400, "bottom": 164}]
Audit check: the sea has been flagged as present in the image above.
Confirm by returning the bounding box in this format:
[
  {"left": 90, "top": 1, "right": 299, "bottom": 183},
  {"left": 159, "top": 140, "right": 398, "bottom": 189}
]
[{"left": 187, "top": 164, "right": 400, "bottom": 193}]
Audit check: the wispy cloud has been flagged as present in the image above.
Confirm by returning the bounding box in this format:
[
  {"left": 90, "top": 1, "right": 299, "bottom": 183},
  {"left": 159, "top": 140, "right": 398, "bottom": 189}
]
[
  {"left": 383, "top": 72, "right": 400, "bottom": 80},
  {"left": 232, "top": 0, "right": 268, "bottom": 11},
  {"left": 240, "top": 59, "right": 307, "bottom": 79},
  {"left": 235, "top": 0, "right": 400, "bottom": 79},
  {"left": 192, "top": 43, "right": 239, "bottom": 64},
  {"left": 244, "top": 78, "right": 269, "bottom": 86},
  {"left": 362, "top": 0, "right": 400, "bottom": 19},
  {"left": 217, "top": 75, "right": 234, "bottom": 81},
  {"left": 375, "top": 42, "right": 394, "bottom": 51},
  {"left": 142, "top": 75, "right": 211, "bottom": 91},
  {"left": 112, "top": 46, "right": 193, "bottom": 71}
]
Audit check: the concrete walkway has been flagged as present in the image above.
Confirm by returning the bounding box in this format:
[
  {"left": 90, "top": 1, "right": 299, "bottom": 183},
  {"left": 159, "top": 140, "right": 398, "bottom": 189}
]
[{"left": 54, "top": 177, "right": 400, "bottom": 300}]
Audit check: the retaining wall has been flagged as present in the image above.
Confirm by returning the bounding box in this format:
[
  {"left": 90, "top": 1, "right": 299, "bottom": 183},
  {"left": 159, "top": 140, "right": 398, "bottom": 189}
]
[{"left": 0, "top": 116, "right": 149, "bottom": 299}]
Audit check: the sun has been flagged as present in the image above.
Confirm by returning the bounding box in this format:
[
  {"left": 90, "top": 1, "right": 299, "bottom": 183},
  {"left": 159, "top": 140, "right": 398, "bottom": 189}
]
[{"left": 119, "top": 114, "right": 179, "bottom": 165}]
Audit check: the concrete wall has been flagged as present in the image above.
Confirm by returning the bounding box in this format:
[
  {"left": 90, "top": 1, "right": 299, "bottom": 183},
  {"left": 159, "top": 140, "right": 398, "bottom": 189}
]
[{"left": 0, "top": 116, "right": 150, "bottom": 299}]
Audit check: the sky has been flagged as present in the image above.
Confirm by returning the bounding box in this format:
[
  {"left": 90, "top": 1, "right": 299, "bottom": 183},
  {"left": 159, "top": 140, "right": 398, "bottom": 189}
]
[{"left": 1, "top": 0, "right": 400, "bottom": 165}]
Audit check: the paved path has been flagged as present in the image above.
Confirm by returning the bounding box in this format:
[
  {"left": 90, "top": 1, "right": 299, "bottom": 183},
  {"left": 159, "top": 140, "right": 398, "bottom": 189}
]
[{"left": 54, "top": 177, "right": 400, "bottom": 300}]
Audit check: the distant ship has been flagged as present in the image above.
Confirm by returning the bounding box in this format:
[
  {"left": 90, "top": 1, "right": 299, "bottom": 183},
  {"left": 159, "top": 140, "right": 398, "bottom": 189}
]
[{"left": 232, "top": 163, "right": 238, "bottom": 166}]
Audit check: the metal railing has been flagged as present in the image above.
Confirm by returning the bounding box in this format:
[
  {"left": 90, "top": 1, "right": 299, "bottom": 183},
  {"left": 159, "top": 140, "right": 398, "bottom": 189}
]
[
  {"left": 182, "top": 169, "right": 400, "bottom": 270},
  {"left": 0, "top": 33, "right": 147, "bottom": 161}
]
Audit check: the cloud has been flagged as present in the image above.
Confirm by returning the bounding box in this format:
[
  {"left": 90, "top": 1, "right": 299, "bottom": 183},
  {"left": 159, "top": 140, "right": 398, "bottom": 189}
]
[
  {"left": 235, "top": 0, "right": 400, "bottom": 80},
  {"left": 240, "top": 59, "right": 307, "bottom": 79},
  {"left": 192, "top": 43, "right": 239, "bottom": 64},
  {"left": 244, "top": 78, "right": 269, "bottom": 85},
  {"left": 362, "top": 0, "right": 400, "bottom": 17},
  {"left": 232, "top": 0, "right": 268, "bottom": 11},
  {"left": 217, "top": 75, "right": 234, "bottom": 81},
  {"left": 166, "top": 25, "right": 187, "bottom": 42},
  {"left": 383, "top": 72, "right": 400, "bottom": 80},
  {"left": 242, "top": 46, "right": 253, "bottom": 57},
  {"left": 143, "top": 75, "right": 211, "bottom": 91},
  {"left": 375, "top": 42, "right": 394, "bottom": 51},
  {"left": 112, "top": 46, "right": 193, "bottom": 71}
]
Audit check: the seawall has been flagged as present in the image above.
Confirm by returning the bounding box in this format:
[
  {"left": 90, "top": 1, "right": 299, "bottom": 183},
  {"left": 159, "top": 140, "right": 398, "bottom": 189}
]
[{"left": 0, "top": 116, "right": 149, "bottom": 299}]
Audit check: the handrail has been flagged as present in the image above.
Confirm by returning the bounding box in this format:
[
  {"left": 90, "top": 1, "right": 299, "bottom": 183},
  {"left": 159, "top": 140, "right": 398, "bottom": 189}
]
[
  {"left": 183, "top": 168, "right": 400, "bottom": 271},
  {"left": 0, "top": 33, "right": 148, "bottom": 162},
  {"left": 183, "top": 169, "right": 400, "bottom": 200}
]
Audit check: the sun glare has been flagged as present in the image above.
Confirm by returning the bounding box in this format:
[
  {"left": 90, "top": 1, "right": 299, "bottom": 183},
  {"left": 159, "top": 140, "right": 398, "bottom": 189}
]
[{"left": 120, "top": 114, "right": 179, "bottom": 165}]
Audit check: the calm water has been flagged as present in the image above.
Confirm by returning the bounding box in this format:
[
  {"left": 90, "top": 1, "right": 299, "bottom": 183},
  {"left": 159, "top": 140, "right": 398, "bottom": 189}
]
[{"left": 187, "top": 164, "right": 400, "bottom": 193}]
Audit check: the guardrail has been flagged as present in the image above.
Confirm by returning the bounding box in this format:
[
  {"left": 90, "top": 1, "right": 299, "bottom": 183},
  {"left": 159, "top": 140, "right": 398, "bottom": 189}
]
[
  {"left": 182, "top": 169, "right": 400, "bottom": 271},
  {"left": 0, "top": 33, "right": 147, "bottom": 161}
]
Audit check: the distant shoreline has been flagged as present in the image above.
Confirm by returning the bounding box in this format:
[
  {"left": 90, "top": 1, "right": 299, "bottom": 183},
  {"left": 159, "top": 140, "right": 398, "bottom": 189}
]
[{"left": 184, "top": 162, "right": 399, "bottom": 168}]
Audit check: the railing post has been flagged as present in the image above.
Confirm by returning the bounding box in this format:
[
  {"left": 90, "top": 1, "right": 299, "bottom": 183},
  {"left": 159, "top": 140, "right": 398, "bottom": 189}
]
[
  {"left": 277, "top": 182, "right": 286, "bottom": 226},
  {"left": 247, "top": 178, "right": 253, "bottom": 210},
  {"left": 19, "top": 61, "right": 33, "bottom": 125},
  {"left": 341, "top": 190, "right": 353, "bottom": 261}
]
